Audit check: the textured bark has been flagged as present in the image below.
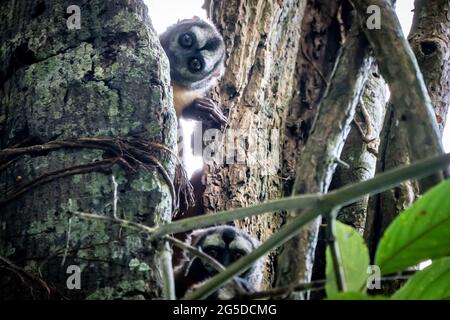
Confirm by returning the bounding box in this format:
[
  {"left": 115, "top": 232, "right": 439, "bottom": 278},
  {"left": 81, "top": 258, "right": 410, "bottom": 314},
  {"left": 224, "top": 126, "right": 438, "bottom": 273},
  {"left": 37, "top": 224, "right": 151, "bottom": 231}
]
[
  {"left": 282, "top": 0, "right": 343, "bottom": 195},
  {"left": 309, "top": 68, "right": 387, "bottom": 300},
  {"left": 0, "top": 0, "right": 176, "bottom": 299},
  {"left": 333, "top": 69, "right": 387, "bottom": 233},
  {"left": 365, "top": 0, "right": 450, "bottom": 253},
  {"left": 277, "top": 0, "right": 343, "bottom": 295},
  {"left": 204, "top": 0, "right": 344, "bottom": 290},
  {"left": 409, "top": 0, "right": 450, "bottom": 133},
  {"left": 350, "top": 0, "right": 445, "bottom": 191},
  {"left": 275, "top": 23, "right": 372, "bottom": 297},
  {"left": 204, "top": 0, "right": 306, "bottom": 288}
]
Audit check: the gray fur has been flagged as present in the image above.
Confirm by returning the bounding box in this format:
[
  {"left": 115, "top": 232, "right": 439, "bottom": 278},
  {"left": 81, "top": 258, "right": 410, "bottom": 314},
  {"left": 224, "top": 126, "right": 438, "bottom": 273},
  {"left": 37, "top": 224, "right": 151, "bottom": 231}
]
[
  {"left": 174, "top": 226, "right": 265, "bottom": 299},
  {"left": 159, "top": 17, "right": 225, "bottom": 90}
]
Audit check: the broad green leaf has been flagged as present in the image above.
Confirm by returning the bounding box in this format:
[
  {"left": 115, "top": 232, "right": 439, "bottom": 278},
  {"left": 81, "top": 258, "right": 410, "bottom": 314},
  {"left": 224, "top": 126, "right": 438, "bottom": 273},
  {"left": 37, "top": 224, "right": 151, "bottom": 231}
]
[
  {"left": 326, "top": 221, "right": 370, "bottom": 297},
  {"left": 327, "top": 292, "right": 388, "bottom": 300},
  {"left": 392, "top": 257, "right": 450, "bottom": 300},
  {"left": 375, "top": 180, "right": 450, "bottom": 275}
]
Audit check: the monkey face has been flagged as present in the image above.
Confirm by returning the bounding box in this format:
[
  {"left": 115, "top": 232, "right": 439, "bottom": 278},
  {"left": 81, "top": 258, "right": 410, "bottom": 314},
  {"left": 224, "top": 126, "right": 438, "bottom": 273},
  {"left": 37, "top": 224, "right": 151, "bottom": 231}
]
[
  {"left": 188, "top": 226, "right": 259, "bottom": 278},
  {"left": 199, "top": 229, "right": 252, "bottom": 271},
  {"left": 175, "top": 226, "right": 264, "bottom": 299},
  {"left": 159, "top": 18, "right": 225, "bottom": 90}
]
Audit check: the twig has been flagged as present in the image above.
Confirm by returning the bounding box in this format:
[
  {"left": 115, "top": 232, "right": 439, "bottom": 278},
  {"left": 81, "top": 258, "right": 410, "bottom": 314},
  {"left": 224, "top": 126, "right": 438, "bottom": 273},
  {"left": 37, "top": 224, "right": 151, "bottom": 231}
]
[
  {"left": 0, "top": 255, "right": 52, "bottom": 297},
  {"left": 239, "top": 272, "right": 416, "bottom": 300},
  {"left": 335, "top": 157, "right": 350, "bottom": 169},
  {"left": 60, "top": 217, "right": 72, "bottom": 267},
  {"left": 72, "top": 211, "right": 246, "bottom": 295},
  {"left": 111, "top": 175, "right": 119, "bottom": 219},
  {"left": 166, "top": 236, "right": 225, "bottom": 273},
  {"left": 326, "top": 207, "right": 347, "bottom": 292},
  {"left": 0, "top": 136, "right": 191, "bottom": 213},
  {"left": 150, "top": 153, "right": 450, "bottom": 239},
  {"left": 0, "top": 158, "right": 118, "bottom": 207},
  {"left": 167, "top": 236, "right": 246, "bottom": 295},
  {"left": 352, "top": 100, "right": 374, "bottom": 141},
  {"left": 239, "top": 280, "right": 326, "bottom": 300},
  {"left": 71, "top": 153, "right": 450, "bottom": 300},
  {"left": 73, "top": 212, "right": 155, "bottom": 234},
  {"left": 349, "top": 0, "right": 445, "bottom": 191},
  {"left": 160, "top": 241, "right": 175, "bottom": 300},
  {"left": 0, "top": 137, "right": 177, "bottom": 163},
  {"left": 183, "top": 153, "right": 450, "bottom": 300}
]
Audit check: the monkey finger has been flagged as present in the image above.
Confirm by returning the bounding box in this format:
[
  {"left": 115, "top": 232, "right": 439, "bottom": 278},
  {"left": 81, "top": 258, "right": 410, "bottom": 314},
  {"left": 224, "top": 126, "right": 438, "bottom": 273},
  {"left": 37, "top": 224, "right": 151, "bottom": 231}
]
[{"left": 194, "top": 102, "right": 228, "bottom": 125}]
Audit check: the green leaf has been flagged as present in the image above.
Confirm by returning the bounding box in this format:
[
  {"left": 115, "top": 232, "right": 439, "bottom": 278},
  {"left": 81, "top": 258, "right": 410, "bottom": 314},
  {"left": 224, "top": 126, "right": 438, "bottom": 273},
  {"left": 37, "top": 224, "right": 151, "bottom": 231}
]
[
  {"left": 327, "top": 292, "right": 388, "bottom": 300},
  {"left": 392, "top": 257, "right": 450, "bottom": 300},
  {"left": 375, "top": 180, "right": 450, "bottom": 275},
  {"left": 326, "top": 221, "right": 370, "bottom": 297}
]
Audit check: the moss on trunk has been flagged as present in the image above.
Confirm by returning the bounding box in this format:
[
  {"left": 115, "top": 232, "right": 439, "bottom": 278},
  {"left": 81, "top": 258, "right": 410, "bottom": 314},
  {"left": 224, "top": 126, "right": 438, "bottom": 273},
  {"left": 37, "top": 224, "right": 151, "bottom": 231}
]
[{"left": 0, "top": 0, "right": 176, "bottom": 299}]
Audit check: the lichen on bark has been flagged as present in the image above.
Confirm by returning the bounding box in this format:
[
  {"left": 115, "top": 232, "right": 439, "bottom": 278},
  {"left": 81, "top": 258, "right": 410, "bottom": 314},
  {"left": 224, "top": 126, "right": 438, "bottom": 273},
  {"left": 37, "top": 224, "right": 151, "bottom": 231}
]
[{"left": 0, "top": 0, "right": 176, "bottom": 299}]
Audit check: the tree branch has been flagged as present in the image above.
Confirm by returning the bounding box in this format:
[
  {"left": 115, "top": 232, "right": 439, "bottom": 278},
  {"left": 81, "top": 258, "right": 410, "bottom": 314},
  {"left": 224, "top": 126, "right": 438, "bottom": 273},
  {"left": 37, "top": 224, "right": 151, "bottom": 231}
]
[
  {"left": 239, "top": 279, "right": 326, "bottom": 300},
  {"left": 79, "top": 153, "right": 449, "bottom": 240},
  {"left": 182, "top": 153, "right": 450, "bottom": 299},
  {"left": 276, "top": 19, "right": 373, "bottom": 295},
  {"left": 75, "top": 153, "right": 450, "bottom": 300},
  {"left": 160, "top": 241, "right": 175, "bottom": 300},
  {"left": 349, "top": 0, "right": 445, "bottom": 192},
  {"left": 326, "top": 207, "right": 346, "bottom": 292},
  {"left": 409, "top": 0, "right": 450, "bottom": 133}
]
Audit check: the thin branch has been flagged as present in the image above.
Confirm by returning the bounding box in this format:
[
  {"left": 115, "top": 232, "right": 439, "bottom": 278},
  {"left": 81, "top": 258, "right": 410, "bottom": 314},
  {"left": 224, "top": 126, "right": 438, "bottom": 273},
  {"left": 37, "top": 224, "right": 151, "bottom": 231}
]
[
  {"left": 0, "top": 158, "right": 117, "bottom": 207},
  {"left": 111, "top": 175, "right": 119, "bottom": 219},
  {"left": 326, "top": 207, "right": 346, "bottom": 292},
  {"left": 151, "top": 153, "right": 450, "bottom": 239},
  {"left": 277, "top": 19, "right": 373, "bottom": 292},
  {"left": 239, "top": 280, "right": 326, "bottom": 300},
  {"left": 0, "top": 136, "right": 191, "bottom": 213},
  {"left": 73, "top": 212, "right": 155, "bottom": 233},
  {"left": 75, "top": 153, "right": 450, "bottom": 300},
  {"left": 241, "top": 272, "right": 416, "bottom": 300},
  {"left": 166, "top": 236, "right": 225, "bottom": 273},
  {"left": 183, "top": 153, "right": 450, "bottom": 300},
  {"left": 160, "top": 241, "right": 175, "bottom": 300},
  {"left": 60, "top": 217, "right": 72, "bottom": 267},
  {"left": 166, "top": 236, "right": 246, "bottom": 296},
  {"left": 349, "top": 0, "right": 445, "bottom": 191},
  {"left": 0, "top": 255, "right": 52, "bottom": 297}
]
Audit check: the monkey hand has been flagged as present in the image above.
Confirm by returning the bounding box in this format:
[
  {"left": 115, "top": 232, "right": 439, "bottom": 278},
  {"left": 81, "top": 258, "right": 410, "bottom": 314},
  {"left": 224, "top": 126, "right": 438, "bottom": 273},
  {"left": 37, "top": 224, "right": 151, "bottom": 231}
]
[{"left": 182, "top": 97, "right": 228, "bottom": 129}]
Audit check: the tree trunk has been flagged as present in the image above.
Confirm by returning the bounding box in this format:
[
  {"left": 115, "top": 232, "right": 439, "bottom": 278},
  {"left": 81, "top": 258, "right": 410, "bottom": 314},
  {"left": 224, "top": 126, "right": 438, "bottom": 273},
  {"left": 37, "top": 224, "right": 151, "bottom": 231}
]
[
  {"left": 204, "top": 0, "right": 344, "bottom": 291},
  {"left": 276, "top": 18, "right": 373, "bottom": 297},
  {"left": 0, "top": 0, "right": 176, "bottom": 299},
  {"left": 309, "top": 67, "right": 387, "bottom": 299},
  {"left": 365, "top": 0, "right": 450, "bottom": 254},
  {"left": 333, "top": 68, "right": 387, "bottom": 233},
  {"left": 203, "top": 0, "right": 306, "bottom": 289}
]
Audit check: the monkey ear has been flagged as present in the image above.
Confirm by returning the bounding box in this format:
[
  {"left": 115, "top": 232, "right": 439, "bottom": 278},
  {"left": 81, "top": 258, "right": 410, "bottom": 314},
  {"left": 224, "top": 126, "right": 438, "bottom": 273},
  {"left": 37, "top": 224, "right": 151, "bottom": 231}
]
[{"left": 185, "top": 228, "right": 207, "bottom": 247}]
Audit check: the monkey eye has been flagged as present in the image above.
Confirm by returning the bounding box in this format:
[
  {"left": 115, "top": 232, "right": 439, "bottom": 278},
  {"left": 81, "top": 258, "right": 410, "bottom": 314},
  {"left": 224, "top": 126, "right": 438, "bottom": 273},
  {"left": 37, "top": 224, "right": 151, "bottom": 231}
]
[
  {"left": 179, "top": 33, "right": 193, "bottom": 48},
  {"left": 204, "top": 247, "right": 219, "bottom": 259},
  {"left": 232, "top": 250, "right": 246, "bottom": 261},
  {"left": 188, "top": 57, "right": 203, "bottom": 73}
]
